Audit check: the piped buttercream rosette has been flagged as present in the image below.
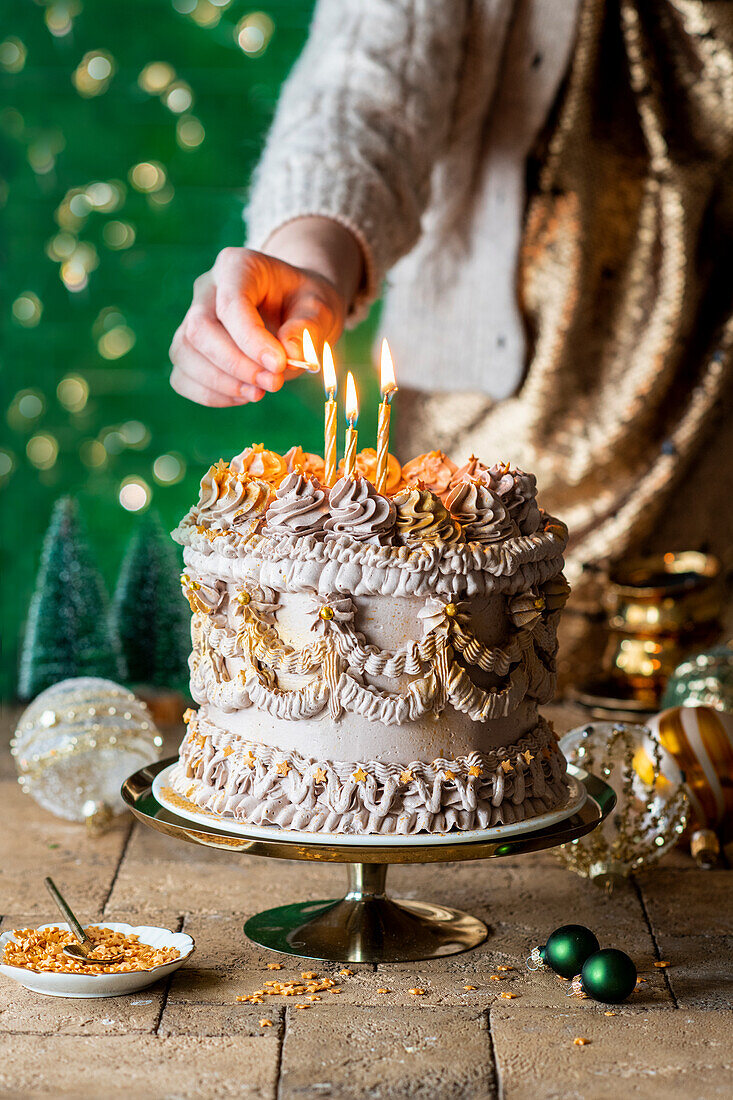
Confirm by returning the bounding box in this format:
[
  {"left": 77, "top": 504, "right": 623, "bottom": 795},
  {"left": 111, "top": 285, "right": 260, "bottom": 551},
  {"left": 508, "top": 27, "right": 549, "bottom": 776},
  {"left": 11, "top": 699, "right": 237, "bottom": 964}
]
[
  {"left": 393, "top": 484, "right": 461, "bottom": 545},
  {"left": 400, "top": 450, "right": 458, "bottom": 500},
  {"left": 488, "top": 463, "right": 541, "bottom": 534},
  {"left": 325, "top": 475, "right": 396, "bottom": 545},
  {"left": 231, "top": 444, "right": 287, "bottom": 486},
  {"left": 445, "top": 478, "right": 518, "bottom": 544},
  {"left": 283, "top": 445, "right": 326, "bottom": 482},
  {"left": 264, "top": 470, "right": 330, "bottom": 539}
]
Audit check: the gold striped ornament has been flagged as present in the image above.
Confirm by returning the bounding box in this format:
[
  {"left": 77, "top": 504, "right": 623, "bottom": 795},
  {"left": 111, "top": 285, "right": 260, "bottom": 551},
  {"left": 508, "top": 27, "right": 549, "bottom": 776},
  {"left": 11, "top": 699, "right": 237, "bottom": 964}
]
[{"left": 639, "top": 706, "right": 733, "bottom": 834}]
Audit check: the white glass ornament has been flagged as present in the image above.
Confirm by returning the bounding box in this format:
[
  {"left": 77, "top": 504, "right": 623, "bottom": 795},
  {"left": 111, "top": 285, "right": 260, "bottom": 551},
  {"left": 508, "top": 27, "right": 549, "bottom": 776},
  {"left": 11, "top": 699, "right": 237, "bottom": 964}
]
[
  {"left": 557, "top": 722, "right": 688, "bottom": 887},
  {"left": 12, "top": 678, "right": 163, "bottom": 825}
]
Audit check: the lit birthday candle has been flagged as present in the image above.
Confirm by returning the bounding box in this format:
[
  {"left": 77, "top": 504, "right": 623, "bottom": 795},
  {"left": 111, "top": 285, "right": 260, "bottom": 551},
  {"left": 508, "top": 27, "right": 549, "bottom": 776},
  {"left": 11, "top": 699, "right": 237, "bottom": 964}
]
[
  {"left": 322, "top": 341, "right": 338, "bottom": 487},
  {"left": 343, "top": 372, "right": 359, "bottom": 478},
  {"left": 375, "top": 338, "right": 398, "bottom": 494},
  {"left": 286, "top": 327, "right": 320, "bottom": 373}
]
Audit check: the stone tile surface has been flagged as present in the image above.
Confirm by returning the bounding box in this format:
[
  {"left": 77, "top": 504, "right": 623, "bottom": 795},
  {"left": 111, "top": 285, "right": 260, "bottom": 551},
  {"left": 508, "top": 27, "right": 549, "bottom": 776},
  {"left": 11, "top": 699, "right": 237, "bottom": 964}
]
[
  {"left": 1, "top": 706, "right": 731, "bottom": 1099},
  {"left": 279, "top": 1006, "right": 495, "bottom": 1100}
]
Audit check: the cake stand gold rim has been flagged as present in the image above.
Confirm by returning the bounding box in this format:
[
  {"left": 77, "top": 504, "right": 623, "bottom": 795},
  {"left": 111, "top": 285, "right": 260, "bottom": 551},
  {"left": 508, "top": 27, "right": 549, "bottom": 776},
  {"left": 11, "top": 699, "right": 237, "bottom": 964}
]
[{"left": 121, "top": 759, "right": 614, "bottom": 864}]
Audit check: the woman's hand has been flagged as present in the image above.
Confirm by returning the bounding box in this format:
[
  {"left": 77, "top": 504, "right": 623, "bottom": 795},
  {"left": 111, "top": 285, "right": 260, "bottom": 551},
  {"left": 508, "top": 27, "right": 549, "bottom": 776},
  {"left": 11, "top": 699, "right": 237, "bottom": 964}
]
[{"left": 170, "top": 217, "right": 364, "bottom": 407}]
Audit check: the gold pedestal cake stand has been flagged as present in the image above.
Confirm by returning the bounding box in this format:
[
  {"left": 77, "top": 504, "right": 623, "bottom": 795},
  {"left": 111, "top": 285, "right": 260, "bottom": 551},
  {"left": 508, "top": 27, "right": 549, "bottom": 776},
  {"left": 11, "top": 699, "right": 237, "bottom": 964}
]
[{"left": 122, "top": 760, "right": 614, "bottom": 964}]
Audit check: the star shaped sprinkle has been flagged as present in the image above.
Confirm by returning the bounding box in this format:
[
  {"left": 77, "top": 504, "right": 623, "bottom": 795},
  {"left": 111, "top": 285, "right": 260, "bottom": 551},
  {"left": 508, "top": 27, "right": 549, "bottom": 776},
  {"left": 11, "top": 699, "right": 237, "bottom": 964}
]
[
  {"left": 352, "top": 767, "right": 367, "bottom": 783},
  {"left": 313, "top": 767, "right": 328, "bottom": 784},
  {"left": 500, "top": 759, "right": 514, "bottom": 773},
  {"left": 183, "top": 708, "right": 195, "bottom": 724},
  {"left": 212, "top": 458, "right": 229, "bottom": 485},
  {"left": 246, "top": 751, "right": 256, "bottom": 769},
  {"left": 276, "top": 761, "right": 290, "bottom": 777},
  {"left": 399, "top": 769, "right": 413, "bottom": 784},
  {"left": 223, "top": 746, "right": 233, "bottom": 757},
  {"left": 522, "top": 750, "right": 534, "bottom": 764},
  {"left": 443, "top": 769, "right": 455, "bottom": 781},
  {"left": 468, "top": 764, "right": 482, "bottom": 777}
]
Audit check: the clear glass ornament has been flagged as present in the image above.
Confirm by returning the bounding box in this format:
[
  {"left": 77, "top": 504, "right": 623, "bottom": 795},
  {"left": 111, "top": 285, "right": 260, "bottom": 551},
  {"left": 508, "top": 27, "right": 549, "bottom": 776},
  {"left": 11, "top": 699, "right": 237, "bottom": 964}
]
[
  {"left": 12, "top": 677, "right": 163, "bottom": 824},
  {"left": 557, "top": 722, "right": 688, "bottom": 888}
]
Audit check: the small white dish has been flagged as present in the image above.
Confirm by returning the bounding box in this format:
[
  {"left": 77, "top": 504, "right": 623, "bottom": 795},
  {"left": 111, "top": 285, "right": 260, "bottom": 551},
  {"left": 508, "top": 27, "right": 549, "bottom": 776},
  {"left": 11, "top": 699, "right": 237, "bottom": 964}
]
[
  {"left": 0, "top": 922, "right": 194, "bottom": 999},
  {"left": 153, "top": 763, "right": 586, "bottom": 847}
]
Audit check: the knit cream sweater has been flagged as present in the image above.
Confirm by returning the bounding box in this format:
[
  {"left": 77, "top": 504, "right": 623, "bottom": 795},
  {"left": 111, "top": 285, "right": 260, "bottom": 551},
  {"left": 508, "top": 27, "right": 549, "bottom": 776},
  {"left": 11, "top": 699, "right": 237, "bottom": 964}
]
[
  {"left": 246, "top": 0, "right": 580, "bottom": 399},
  {"left": 247, "top": 0, "right": 733, "bottom": 608}
]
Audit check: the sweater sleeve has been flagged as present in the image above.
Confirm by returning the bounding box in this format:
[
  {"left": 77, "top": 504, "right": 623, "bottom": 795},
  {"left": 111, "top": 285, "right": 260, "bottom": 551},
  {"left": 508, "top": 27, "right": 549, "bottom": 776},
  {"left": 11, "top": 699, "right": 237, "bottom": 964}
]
[{"left": 244, "top": 0, "right": 469, "bottom": 323}]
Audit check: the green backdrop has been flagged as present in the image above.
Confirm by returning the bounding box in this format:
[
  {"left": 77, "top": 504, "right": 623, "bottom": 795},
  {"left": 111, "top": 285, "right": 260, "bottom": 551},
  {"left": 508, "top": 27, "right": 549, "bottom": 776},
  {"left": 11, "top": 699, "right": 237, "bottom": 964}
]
[{"left": 1, "top": 0, "right": 380, "bottom": 699}]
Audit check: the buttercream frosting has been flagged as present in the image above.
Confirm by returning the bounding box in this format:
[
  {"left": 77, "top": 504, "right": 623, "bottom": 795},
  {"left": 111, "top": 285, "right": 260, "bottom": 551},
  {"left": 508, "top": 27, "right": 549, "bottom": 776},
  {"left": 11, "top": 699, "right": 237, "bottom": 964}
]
[
  {"left": 264, "top": 471, "right": 329, "bottom": 538},
  {"left": 231, "top": 444, "right": 287, "bottom": 485},
  {"left": 283, "top": 445, "right": 325, "bottom": 481},
  {"left": 445, "top": 478, "right": 519, "bottom": 543},
  {"left": 489, "top": 463, "right": 541, "bottom": 534},
  {"left": 325, "top": 475, "right": 396, "bottom": 545},
  {"left": 400, "top": 451, "right": 457, "bottom": 499},
  {"left": 393, "top": 485, "right": 461, "bottom": 545},
  {"left": 336, "top": 447, "right": 402, "bottom": 495}
]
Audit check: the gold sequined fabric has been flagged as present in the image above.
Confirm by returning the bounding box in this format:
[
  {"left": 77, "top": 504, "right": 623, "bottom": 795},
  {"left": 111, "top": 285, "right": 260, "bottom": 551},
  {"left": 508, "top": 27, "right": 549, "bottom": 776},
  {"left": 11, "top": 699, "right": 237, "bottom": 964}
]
[{"left": 397, "top": 0, "right": 733, "bottom": 616}]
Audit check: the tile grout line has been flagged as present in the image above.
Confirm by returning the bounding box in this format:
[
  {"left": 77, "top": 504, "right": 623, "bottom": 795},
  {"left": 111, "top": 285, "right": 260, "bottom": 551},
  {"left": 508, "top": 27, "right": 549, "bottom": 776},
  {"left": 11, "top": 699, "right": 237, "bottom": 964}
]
[
  {"left": 631, "top": 876, "right": 678, "bottom": 1009},
  {"left": 486, "top": 1005, "right": 502, "bottom": 1100},
  {"left": 154, "top": 913, "right": 185, "bottom": 1036},
  {"left": 100, "top": 818, "right": 135, "bottom": 917},
  {"left": 275, "top": 1006, "right": 287, "bottom": 1100}
]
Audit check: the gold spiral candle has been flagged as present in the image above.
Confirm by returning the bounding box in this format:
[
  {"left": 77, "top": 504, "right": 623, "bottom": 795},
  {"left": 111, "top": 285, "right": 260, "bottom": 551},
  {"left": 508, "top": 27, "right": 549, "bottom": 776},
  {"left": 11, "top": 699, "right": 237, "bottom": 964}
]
[
  {"left": 375, "top": 339, "right": 397, "bottom": 494},
  {"left": 322, "top": 342, "right": 338, "bottom": 487},
  {"left": 343, "top": 371, "right": 359, "bottom": 478}
]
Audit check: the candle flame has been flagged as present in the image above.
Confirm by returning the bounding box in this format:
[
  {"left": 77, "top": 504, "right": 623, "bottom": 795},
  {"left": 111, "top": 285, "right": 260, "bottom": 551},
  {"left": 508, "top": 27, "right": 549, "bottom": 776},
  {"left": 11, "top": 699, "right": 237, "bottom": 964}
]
[
  {"left": 380, "top": 338, "right": 397, "bottom": 398},
  {"left": 302, "top": 328, "right": 319, "bottom": 370},
  {"left": 322, "top": 341, "right": 337, "bottom": 395},
  {"left": 345, "top": 371, "right": 359, "bottom": 423}
]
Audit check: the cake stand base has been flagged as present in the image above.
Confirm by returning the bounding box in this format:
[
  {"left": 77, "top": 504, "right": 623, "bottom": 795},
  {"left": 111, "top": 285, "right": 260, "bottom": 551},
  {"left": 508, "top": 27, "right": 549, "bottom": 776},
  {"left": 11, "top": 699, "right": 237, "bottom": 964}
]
[
  {"left": 243, "top": 863, "right": 487, "bottom": 962},
  {"left": 121, "top": 760, "right": 615, "bottom": 964}
]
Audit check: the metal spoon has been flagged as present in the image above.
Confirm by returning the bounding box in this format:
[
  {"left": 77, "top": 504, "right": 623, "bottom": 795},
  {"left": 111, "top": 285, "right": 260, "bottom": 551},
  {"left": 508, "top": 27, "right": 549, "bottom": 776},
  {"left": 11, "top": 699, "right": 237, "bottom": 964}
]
[{"left": 44, "top": 877, "right": 124, "bottom": 966}]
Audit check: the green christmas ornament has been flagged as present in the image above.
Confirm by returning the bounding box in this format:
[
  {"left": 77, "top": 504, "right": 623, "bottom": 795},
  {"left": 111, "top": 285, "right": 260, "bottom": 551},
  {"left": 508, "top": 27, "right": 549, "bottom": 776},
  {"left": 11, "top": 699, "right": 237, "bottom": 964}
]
[
  {"left": 527, "top": 925, "right": 599, "bottom": 977},
  {"left": 576, "top": 949, "right": 637, "bottom": 1003}
]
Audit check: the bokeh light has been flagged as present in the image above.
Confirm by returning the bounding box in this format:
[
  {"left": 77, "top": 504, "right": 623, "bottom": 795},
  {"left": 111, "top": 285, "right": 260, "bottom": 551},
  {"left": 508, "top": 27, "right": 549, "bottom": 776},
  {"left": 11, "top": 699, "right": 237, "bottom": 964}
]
[
  {"left": 80, "top": 440, "right": 107, "bottom": 468},
  {"left": 148, "top": 184, "right": 175, "bottom": 206},
  {"left": 119, "top": 476, "right": 151, "bottom": 512},
  {"left": 129, "top": 161, "right": 167, "bottom": 193},
  {"left": 236, "top": 13, "right": 274, "bottom": 57},
  {"left": 86, "top": 180, "right": 125, "bottom": 211},
  {"left": 60, "top": 258, "right": 89, "bottom": 292},
  {"left": 0, "top": 449, "right": 15, "bottom": 485},
  {"left": 153, "top": 452, "right": 186, "bottom": 484},
  {"left": 0, "top": 38, "right": 27, "bottom": 73},
  {"left": 12, "top": 293, "right": 43, "bottom": 327},
  {"left": 45, "top": 2, "right": 82, "bottom": 38},
  {"left": 46, "top": 232, "right": 77, "bottom": 262},
  {"left": 165, "top": 82, "right": 193, "bottom": 113},
  {"left": 97, "top": 324, "right": 136, "bottom": 359},
  {"left": 8, "top": 390, "right": 45, "bottom": 431},
  {"left": 189, "top": 1, "right": 223, "bottom": 28},
  {"left": 176, "top": 115, "right": 205, "bottom": 148},
  {"left": 120, "top": 420, "right": 151, "bottom": 449},
  {"left": 27, "top": 433, "right": 59, "bottom": 470},
  {"left": 73, "top": 51, "right": 116, "bottom": 97},
  {"left": 103, "top": 221, "right": 136, "bottom": 250},
  {"left": 101, "top": 428, "right": 125, "bottom": 455},
  {"left": 138, "top": 61, "right": 176, "bottom": 94},
  {"left": 57, "top": 374, "right": 89, "bottom": 413}
]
